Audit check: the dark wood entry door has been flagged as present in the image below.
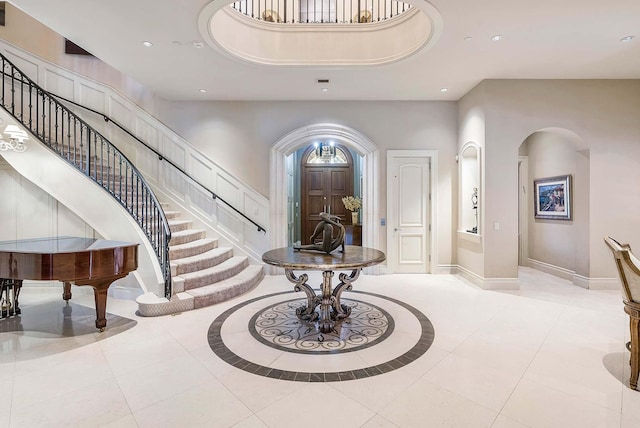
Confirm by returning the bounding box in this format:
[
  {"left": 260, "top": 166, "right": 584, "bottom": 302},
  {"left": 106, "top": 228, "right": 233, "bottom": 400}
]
[{"left": 301, "top": 146, "right": 354, "bottom": 245}]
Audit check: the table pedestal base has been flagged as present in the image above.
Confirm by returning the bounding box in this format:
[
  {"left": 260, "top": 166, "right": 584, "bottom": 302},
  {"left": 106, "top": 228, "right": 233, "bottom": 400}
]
[{"left": 285, "top": 269, "right": 360, "bottom": 333}]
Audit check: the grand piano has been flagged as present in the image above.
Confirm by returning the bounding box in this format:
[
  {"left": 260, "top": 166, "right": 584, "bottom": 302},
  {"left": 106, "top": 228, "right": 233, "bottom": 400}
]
[{"left": 0, "top": 236, "right": 139, "bottom": 331}]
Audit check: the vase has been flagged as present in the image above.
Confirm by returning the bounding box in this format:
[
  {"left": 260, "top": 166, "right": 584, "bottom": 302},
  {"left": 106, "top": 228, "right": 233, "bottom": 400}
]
[{"left": 351, "top": 211, "right": 358, "bottom": 225}]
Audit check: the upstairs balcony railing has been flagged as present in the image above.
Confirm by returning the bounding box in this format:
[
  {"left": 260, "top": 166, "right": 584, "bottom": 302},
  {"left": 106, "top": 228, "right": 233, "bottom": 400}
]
[
  {"left": 230, "top": 0, "right": 412, "bottom": 24},
  {"left": 0, "top": 53, "right": 173, "bottom": 299}
]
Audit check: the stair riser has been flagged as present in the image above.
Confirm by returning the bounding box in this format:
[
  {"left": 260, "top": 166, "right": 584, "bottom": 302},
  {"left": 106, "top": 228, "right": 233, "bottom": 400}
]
[
  {"left": 170, "top": 231, "right": 207, "bottom": 246},
  {"left": 173, "top": 250, "right": 233, "bottom": 276},
  {"left": 192, "top": 269, "right": 264, "bottom": 309},
  {"left": 169, "top": 222, "right": 192, "bottom": 233},
  {"left": 169, "top": 240, "right": 218, "bottom": 259}
]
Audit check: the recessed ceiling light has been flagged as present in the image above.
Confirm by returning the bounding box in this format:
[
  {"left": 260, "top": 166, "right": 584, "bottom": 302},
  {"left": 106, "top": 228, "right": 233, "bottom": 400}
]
[
  {"left": 621, "top": 35, "right": 635, "bottom": 42},
  {"left": 440, "top": 88, "right": 448, "bottom": 92},
  {"left": 464, "top": 36, "right": 473, "bottom": 41},
  {"left": 321, "top": 88, "right": 328, "bottom": 92},
  {"left": 491, "top": 34, "right": 502, "bottom": 41},
  {"left": 172, "top": 41, "right": 182, "bottom": 46},
  {"left": 199, "top": 89, "right": 207, "bottom": 93},
  {"left": 193, "top": 41, "right": 204, "bottom": 49},
  {"left": 142, "top": 41, "right": 153, "bottom": 47}
]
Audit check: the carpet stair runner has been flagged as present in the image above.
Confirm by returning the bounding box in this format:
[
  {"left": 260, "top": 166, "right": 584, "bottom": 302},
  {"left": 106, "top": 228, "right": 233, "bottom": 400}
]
[{"left": 136, "top": 203, "right": 264, "bottom": 316}]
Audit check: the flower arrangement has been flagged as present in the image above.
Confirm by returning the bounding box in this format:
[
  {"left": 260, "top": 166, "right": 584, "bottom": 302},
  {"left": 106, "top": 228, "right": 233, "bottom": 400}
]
[{"left": 342, "top": 196, "right": 362, "bottom": 212}]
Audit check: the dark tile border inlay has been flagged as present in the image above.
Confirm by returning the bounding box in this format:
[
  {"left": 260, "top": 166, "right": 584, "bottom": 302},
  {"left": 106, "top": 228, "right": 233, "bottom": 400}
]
[
  {"left": 207, "top": 290, "right": 435, "bottom": 382},
  {"left": 248, "top": 297, "right": 395, "bottom": 355}
]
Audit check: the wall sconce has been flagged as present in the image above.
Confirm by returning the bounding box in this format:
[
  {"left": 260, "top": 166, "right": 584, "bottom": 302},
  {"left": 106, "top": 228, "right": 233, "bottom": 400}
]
[{"left": 0, "top": 125, "right": 29, "bottom": 152}]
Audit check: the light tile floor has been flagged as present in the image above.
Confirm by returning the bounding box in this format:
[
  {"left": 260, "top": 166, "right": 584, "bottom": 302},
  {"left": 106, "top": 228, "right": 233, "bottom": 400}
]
[{"left": 1, "top": 267, "right": 639, "bottom": 428}]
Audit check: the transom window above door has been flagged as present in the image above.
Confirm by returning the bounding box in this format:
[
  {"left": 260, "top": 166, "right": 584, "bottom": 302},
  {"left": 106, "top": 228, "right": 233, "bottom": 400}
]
[{"left": 306, "top": 142, "right": 349, "bottom": 164}]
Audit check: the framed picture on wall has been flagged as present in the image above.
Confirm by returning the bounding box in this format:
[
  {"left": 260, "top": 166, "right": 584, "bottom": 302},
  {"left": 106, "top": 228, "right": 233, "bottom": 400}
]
[{"left": 534, "top": 175, "right": 572, "bottom": 220}]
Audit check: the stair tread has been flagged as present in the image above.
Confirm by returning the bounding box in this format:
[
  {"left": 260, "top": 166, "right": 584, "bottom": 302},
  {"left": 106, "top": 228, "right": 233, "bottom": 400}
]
[
  {"left": 168, "top": 219, "right": 191, "bottom": 226},
  {"left": 186, "top": 266, "right": 263, "bottom": 297},
  {"left": 179, "top": 256, "right": 247, "bottom": 280},
  {"left": 171, "top": 229, "right": 205, "bottom": 237}
]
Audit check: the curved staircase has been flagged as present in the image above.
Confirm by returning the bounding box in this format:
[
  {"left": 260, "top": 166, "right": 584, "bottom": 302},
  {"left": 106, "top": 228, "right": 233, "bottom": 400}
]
[
  {"left": 137, "top": 205, "right": 264, "bottom": 317},
  {"left": 0, "top": 50, "right": 265, "bottom": 318}
]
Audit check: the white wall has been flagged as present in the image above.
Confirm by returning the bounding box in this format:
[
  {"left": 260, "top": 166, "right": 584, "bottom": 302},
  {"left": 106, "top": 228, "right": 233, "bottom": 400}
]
[
  {"left": 0, "top": 159, "right": 97, "bottom": 245},
  {"left": 460, "top": 79, "right": 640, "bottom": 285},
  {"left": 158, "top": 100, "right": 459, "bottom": 268},
  {"left": 457, "top": 83, "right": 486, "bottom": 280}
]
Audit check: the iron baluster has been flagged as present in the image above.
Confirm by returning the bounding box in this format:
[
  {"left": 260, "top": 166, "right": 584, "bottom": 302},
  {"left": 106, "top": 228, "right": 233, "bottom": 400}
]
[
  {"left": 10, "top": 64, "right": 14, "bottom": 116},
  {"left": 40, "top": 89, "right": 45, "bottom": 141},
  {"left": 118, "top": 154, "right": 123, "bottom": 203},
  {"left": 13, "top": 69, "right": 16, "bottom": 113},
  {"left": 28, "top": 83, "right": 33, "bottom": 131},
  {"left": 1, "top": 58, "right": 5, "bottom": 106},
  {"left": 19, "top": 68, "right": 23, "bottom": 122}
]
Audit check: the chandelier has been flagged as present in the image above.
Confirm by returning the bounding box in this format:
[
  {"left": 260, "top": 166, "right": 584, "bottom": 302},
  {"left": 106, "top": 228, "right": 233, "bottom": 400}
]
[
  {"left": 0, "top": 125, "right": 29, "bottom": 152},
  {"left": 314, "top": 141, "right": 336, "bottom": 159}
]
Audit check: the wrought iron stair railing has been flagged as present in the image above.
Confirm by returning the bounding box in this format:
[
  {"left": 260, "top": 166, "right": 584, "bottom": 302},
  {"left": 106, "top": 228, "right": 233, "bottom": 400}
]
[
  {"left": 47, "top": 93, "right": 267, "bottom": 234},
  {"left": 0, "top": 53, "right": 172, "bottom": 299}
]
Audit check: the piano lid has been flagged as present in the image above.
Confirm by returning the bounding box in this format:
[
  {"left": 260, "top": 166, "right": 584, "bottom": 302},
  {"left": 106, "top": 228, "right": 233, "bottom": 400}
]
[
  {"left": 0, "top": 236, "right": 139, "bottom": 281},
  {"left": 0, "top": 236, "right": 138, "bottom": 254}
]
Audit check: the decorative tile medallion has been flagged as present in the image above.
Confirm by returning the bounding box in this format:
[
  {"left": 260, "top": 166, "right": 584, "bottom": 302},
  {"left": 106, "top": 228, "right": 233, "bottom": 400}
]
[
  {"left": 249, "top": 298, "right": 394, "bottom": 354},
  {"left": 208, "top": 290, "right": 435, "bottom": 382}
]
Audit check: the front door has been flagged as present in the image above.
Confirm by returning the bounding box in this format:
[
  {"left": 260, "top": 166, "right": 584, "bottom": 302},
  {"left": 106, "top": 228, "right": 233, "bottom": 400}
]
[
  {"left": 301, "top": 144, "right": 353, "bottom": 244},
  {"left": 387, "top": 152, "right": 431, "bottom": 273}
]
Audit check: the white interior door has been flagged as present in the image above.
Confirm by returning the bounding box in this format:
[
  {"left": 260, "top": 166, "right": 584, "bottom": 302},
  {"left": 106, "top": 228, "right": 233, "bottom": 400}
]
[{"left": 388, "top": 154, "right": 431, "bottom": 273}]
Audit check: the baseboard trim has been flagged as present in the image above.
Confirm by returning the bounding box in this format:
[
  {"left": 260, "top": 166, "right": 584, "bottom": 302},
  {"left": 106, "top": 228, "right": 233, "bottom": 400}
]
[
  {"left": 435, "top": 264, "right": 457, "bottom": 274},
  {"left": 456, "top": 265, "right": 520, "bottom": 290},
  {"left": 527, "top": 258, "right": 574, "bottom": 281},
  {"left": 573, "top": 274, "right": 619, "bottom": 290},
  {"left": 528, "top": 258, "right": 619, "bottom": 290}
]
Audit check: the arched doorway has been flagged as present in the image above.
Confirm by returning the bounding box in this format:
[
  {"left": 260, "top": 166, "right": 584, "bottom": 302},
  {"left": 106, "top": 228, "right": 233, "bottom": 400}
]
[
  {"left": 269, "top": 123, "right": 380, "bottom": 257},
  {"left": 517, "top": 127, "right": 590, "bottom": 285},
  {"left": 300, "top": 143, "right": 354, "bottom": 244}
]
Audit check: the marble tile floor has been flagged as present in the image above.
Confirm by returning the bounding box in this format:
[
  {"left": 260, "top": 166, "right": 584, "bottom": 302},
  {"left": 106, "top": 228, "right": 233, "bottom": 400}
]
[{"left": 0, "top": 267, "right": 639, "bottom": 428}]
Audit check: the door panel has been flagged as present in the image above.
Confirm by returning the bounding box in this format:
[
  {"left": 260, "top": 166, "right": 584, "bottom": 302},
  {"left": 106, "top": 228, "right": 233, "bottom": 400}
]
[
  {"left": 388, "top": 155, "right": 430, "bottom": 273},
  {"left": 330, "top": 170, "right": 347, "bottom": 191},
  {"left": 399, "top": 234, "right": 424, "bottom": 264},
  {"left": 399, "top": 164, "right": 425, "bottom": 226},
  {"left": 308, "top": 170, "right": 324, "bottom": 191}
]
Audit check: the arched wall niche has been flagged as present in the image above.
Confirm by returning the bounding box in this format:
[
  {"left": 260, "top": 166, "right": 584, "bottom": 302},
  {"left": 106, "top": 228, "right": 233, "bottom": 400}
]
[
  {"left": 518, "top": 127, "right": 590, "bottom": 285},
  {"left": 269, "top": 123, "right": 380, "bottom": 271},
  {"left": 458, "top": 141, "right": 481, "bottom": 239}
]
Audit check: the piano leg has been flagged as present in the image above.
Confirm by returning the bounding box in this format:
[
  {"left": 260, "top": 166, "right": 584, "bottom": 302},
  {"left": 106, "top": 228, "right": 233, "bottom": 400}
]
[
  {"left": 92, "top": 284, "right": 109, "bottom": 332},
  {"left": 77, "top": 274, "right": 126, "bottom": 331},
  {"left": 63, "top": 282, "right": 72, "bottom": 301}
]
